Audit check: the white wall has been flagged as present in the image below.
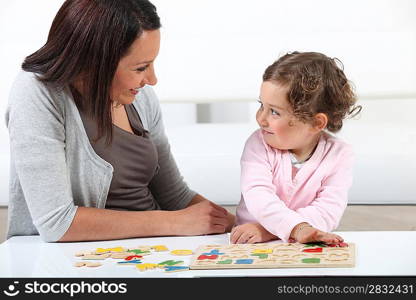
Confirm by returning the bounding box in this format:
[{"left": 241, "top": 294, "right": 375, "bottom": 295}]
[
  {"left": 0, "top": 0, "right": 415, "bottom": 205},
  {"left": 151, "top": 0, "right": 416, "bottom": 102}
]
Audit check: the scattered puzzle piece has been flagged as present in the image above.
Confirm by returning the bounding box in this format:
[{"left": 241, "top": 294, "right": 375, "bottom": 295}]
[
  {"left": 74, "top": 262, "right": 102, "bottom": 268},
  {"left": 152, "top": 245, "right": 169, "bottom": 252},
  {"left": 110, "top": 252, "right": 132, "bottom": 259},
  {"left": 75, "top": 250, "right": 94, "bottom": 257},
  {"left": 136, "top": 263, "right": 159, "bottom": 272},
  {"left": 117, "top": 259, "right": 142, "bottom": 265},
  {"left": 163, "top": 266, "right": 189, "bottom": 273},
  {"left": 158, "top": 260, "right": 184, "bottom": 267},
  {"left": 127, "top": 249, "right": 151, "bottom": 255},
  {"left": 82, "top": 253, "right": 111, "bottom": 260},
  {"left": 129, "top": 246, "right": 152, "bottom": 252},
  {"left": 125, "top": 255, "right": 143, "bottom": 261},
  {"left": 96, "top": 247, "right": 125, "bottom": 254}
]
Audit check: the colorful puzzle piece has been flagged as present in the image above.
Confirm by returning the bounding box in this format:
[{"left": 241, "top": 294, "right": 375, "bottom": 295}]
[
  {"left": 81, "top": 253, "right": 111, "bottom": 260},
  {"left": 125, "top": 255, "right": 143, "bottom": 261},
  {"left": 158, "top": 260, "right": 184, "bottom": 267},
  {"left": 152, "top": 245, "right": 169, "bottom": 252},
  {"left": 163, "top": 266, "right": 189, "bottom": 273},
  {"left": 74, "top": 262, "right": 102, "bottom": 268},
  {"left": 303, "top": 248, "right": 323, "bottom": 253},
  {"left": 96, "top": 247, "right": 125, "bottom": 254},
  {"left": 197, "top": 254, "right": 218, "bottom": 260},
  {"left": 202, "top": 249, "right": 224, "bottom": 255},
  {"left": 136, "top": 263, "right": 159, "bottom": 272},
  {"left": 127, "top": 249, "right": 151, "bottom": 255},
  {"left": 235, "top": 259, "right": 254, "bottom": 264},
  {"left": 170, "top": 249, "right": 193, "bottom": 256},
  {"left": 252, "top": 249, "right": 273, "bottom": 254},
  {"left": 110, "top": 252, "right": 132, "bottom": 259},
  {"left": 117, "top": 259, "right": 142, "bottom": 265},
  {"left": 251, "top": 253, "right": 268, "bottom": 259}
]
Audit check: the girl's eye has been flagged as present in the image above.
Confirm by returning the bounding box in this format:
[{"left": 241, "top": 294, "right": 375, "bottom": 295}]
[
  {"left": 257, "top": 100, "right": 263, "bottom": 109},
  {"left": 271, "top": 109, "right": 280, "bottom": 116}
]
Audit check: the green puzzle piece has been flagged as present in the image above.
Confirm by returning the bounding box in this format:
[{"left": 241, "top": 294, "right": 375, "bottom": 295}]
[
  {"left": 217, "top": 259, "right": 232, "bottom": 264},
  {"left": 159, "top": 260, "right": 183, "bottom": 266},
  {"left": 251, "top": 253, "right": 268, "bottom": 259},
  {"left": 304, "top": 242, "right": 327, "bottom": 248},
  {"left": 127, "top": 249, "right": 150, "bottom": 255},
  {"left": 302, "top": 258, "right": 321, "bottom": 264}
]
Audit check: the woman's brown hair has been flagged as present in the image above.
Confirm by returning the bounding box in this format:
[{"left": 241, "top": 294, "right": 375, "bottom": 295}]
[
  {"left": 22, "top": 0, "right": 161, "bottom": 143},
  {"left": 263, "top": 51, "right": 361, "bottom": 132}
]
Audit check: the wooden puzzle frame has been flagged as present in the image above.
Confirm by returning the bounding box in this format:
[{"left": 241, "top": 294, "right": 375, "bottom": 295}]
[{"left": 189, "top": 242, "right": 355, "bottom": 269}]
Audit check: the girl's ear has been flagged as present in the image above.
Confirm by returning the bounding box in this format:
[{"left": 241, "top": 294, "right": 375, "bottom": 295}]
[{"left": 312, "top": 113, "right": 328, "bottom": 132}]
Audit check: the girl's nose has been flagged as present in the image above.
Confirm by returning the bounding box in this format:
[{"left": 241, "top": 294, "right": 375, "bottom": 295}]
[{"left": 257, "top": 110, "right": 268, "bottom": 127}]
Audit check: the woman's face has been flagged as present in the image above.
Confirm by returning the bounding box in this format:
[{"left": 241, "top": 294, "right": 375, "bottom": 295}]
[{"left": 111, "top": 29, "right": 160, "bottom": 105}]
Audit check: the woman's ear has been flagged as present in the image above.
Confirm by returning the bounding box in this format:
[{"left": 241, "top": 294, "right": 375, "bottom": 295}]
[{"left": 312, "top": 113, "right": 328, "bottom": 132}]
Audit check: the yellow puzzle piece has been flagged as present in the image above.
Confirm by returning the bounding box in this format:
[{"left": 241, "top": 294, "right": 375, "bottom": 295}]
[
  {"left": 96, "top": 247, "right": 125, "bottom": 254},
  {"left": 152, "top": 245, "right": 169, "bottom": 252},
  {"left": 252, "top": 249, "right": 273, "bottom": 254},
  {"left": 136, "top": 263, "right": 159, "bottom": 272},
  {"left": 170, "top": 249, "right": 193, "bottom": 256}
]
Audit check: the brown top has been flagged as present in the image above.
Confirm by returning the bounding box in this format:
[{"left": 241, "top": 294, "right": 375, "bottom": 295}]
[{"left": 79, "top": 104, "right": 161, "bottom": 211}]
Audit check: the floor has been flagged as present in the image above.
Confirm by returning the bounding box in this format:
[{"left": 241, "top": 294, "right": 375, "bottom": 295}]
[{"left": 1, "top": 205, "right": 415, "bottom": 243}]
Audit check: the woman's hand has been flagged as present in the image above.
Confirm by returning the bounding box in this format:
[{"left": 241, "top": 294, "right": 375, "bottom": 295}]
[
  {"left": 291, "top": 223, "right": 343, "bottom": 244},
  {"left": 230, "top": 223, "right": 278, "bottom": 244},
  {"left": 176, "top": 199, "right": 232, "bottom": 235}
]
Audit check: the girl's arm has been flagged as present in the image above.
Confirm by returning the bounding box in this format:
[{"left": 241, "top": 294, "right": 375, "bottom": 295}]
[
  {"left": 294, "top": 146, "right": 354, "bottom": 232},
  {"left": 239, "top": 131, "right": 308, "bottom": 242}
]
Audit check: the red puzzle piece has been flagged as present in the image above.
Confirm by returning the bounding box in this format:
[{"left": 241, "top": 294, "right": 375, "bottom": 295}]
[
  {"left": 197, "top": 254, "right": 218, "bottom": 260},
  {"left": 125, "top": 255, "right": 143, "bottom": 261},
  {"left": 302, "top": 248, "right": 323, "bottom": 253}
]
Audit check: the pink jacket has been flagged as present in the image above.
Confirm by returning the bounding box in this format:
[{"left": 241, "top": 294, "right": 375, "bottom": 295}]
[{"left": 236, "top": 129, "right": 354, "bottom": 242}]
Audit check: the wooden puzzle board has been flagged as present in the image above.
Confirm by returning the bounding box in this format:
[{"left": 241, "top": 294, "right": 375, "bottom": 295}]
[{"left": 190, "top": 242, "right": 355, "bottom": 269}]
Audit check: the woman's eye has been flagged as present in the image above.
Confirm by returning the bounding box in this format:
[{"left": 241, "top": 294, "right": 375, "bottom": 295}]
[{"left": 136, "top": 65, "right": 148, "bottom": 72}]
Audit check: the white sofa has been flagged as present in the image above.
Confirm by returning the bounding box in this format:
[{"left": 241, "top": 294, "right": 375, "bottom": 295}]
[
  {"left": 167, "top": 99, "right": 416, "bottom": 205},
  {"left": 0, "top": 98, "right": 415, "bottom": 206}
]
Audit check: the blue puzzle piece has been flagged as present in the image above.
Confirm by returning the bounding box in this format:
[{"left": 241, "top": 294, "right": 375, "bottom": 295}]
[
  {"left": 235, "top": 259, "right": 254, "bottom": 264},
  {"left": 117, "top": 259, "right": 142, "bottom": 264},
  {"left": 202, "top": 249, "right": 225, "bottom": 255},
  {"left": 164, "top": 266, "right": 189, "bottom": 272}
]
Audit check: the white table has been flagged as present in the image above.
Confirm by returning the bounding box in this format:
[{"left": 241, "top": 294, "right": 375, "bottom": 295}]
[{"left": 0, "top": 231, "right": 415, "bottom": 277}]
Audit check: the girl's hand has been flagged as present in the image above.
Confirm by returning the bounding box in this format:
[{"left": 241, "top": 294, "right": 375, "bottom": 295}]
[
  {"left": 230, "top": 223, "right": 278, "bottom": 244},
  {"left": 293, "top": 224, "right": 344, "bottom": 244}
]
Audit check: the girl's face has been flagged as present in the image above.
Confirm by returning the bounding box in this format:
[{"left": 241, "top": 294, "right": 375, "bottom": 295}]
[
  {"left": 111, "top": 30, "right": 160, "bottom": 105},
  {"left": 256, "top": 81, "right": 317, "bottom": 154}
]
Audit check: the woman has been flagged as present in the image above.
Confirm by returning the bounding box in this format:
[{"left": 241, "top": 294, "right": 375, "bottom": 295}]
[{"left": 6, "top": 0, "right": 234, "bottom": 242}]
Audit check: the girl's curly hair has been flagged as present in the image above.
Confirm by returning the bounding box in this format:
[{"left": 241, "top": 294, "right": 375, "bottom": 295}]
[{"left": 263, "top": 51, "right": 361, "bottom": 132}]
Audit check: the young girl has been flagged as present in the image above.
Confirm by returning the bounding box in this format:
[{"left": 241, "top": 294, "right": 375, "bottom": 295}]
[{"left": 230, "top": 51, "right": 361, "bottom": 244}]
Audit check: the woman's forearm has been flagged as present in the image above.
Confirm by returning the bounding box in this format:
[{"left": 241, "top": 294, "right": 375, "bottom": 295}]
[{"left": 58, "top": 206, "right": 179, "bottom": 242}]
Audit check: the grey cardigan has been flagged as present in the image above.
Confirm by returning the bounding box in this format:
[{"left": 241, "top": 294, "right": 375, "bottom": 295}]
[{"left": 5, "top": 71, "right": 196, "bottom": 242}]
